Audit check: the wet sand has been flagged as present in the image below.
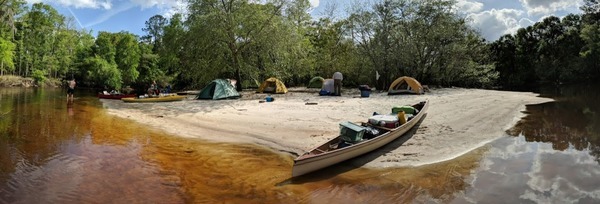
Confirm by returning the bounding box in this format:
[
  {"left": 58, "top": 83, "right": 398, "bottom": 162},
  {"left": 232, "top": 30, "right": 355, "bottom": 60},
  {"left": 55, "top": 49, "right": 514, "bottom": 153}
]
[{"left": 100, "top": 88, "right": 552, "bottom": 168}]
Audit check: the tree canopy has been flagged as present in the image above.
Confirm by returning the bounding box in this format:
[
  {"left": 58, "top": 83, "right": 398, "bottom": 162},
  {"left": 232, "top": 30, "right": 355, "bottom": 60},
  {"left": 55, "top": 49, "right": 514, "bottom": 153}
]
[{"left": 0, "top": 0, "right": 598, "bottom": 91}]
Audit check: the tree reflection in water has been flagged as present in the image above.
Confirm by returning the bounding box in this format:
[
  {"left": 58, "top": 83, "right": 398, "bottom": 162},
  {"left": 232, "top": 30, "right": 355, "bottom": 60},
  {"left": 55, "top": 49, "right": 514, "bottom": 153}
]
[{"left": 508, "top": 83, "right": 600, "bottom": 163}]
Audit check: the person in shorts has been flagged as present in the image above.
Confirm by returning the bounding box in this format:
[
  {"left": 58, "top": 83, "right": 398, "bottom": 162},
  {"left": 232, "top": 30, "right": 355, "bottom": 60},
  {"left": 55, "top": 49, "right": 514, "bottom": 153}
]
[{"left": 67, "top": 79, "right": 76, "bottom": 101}]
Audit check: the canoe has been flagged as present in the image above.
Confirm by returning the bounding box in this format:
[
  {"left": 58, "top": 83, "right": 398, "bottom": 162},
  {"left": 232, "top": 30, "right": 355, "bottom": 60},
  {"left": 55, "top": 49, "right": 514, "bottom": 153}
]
[
  {"left": 121, "top": 95, "right": 186, "bottom": 103},
  {"left": 97, "top": 93, "right": 137, "bottom": 99},
  {"left": 292, "top": 100, "right": 429, "bottom": 177},
  {"left": 176, "top": 90, "right": 200, "bottom": 95}
]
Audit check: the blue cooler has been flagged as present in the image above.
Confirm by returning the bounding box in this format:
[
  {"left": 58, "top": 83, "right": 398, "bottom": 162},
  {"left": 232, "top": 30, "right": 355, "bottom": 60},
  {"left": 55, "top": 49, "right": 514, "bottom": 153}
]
[
  {"left": 359, "top": 85, "right": 371, "bottom": 97},
  {"left": 360, "top": 90, "right": 370, "bottom": 97}
]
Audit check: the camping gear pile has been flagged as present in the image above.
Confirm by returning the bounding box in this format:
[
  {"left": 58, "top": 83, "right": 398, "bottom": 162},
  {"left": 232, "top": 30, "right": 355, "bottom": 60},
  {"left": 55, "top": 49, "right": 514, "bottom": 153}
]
[
  {"left": 367, "top": 106, "right": 418, "bottom": 129},
  {"left": 319, "top": 79, "right": 335, "bottom": 96}
]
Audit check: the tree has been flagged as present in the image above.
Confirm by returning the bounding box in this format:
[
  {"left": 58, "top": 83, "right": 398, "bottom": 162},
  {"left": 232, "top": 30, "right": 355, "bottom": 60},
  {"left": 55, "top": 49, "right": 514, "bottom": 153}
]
[
  {"left": 142, "top": 14, "right": 167, "bottom": 52},
  {"left": 84, "top": 56, "right": 122, "bottom": 89},
  {"left": 580, "top": 24, "right": 600, "bottom": 79},
  {"left": 0, "top": 37, "right": 15, "bottom": 75},
  {"left": 347, "top": 0, "right": 495, "bottom": 89},
  {"left": 137, "top": 43, "right": 162, "bottom": 86},
  {"left": 580, "top": 0, "right": 600, "bottom": 79},
  {"left": 581, "top": 0, "right": 600, "bottom": 23},
  {"left": 114, "top": 32, "right": 141, "bottom": 85},
  {"left": 0, "top": 0, "right": 26, "bottom": 39},
  {"left": 185, "top": 0, "right": 287, "bottom": 91},
  {"left": 19, "top": 3, "right": 66, "bottom": 78},
  {"left": 159, "top": 13, "right": 184, "bottom": 78},
  {"left": 345, "top": 0, "right": 400, "bottom": 90},
  {"left": 308, "top": 18, "right": 358, "bottom": 85}
]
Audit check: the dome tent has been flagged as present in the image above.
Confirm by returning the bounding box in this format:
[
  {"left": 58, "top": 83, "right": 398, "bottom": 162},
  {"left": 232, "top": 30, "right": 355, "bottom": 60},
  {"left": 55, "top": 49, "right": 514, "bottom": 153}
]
[
  {"left": 257, "top": 77, "right": 288, "bottom": 94},
  {"left": 388, "top": 76, "right": 424, "bottom": 95},
  {"left": 196, "top": 79, "right": 241, "bottom": 100},
  {"left": 307, "top": 77, "right": 325, "bottom": 88}
]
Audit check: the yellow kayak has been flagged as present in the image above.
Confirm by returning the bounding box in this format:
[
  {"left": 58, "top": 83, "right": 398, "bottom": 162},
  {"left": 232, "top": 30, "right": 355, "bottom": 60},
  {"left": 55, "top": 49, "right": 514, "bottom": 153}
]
[{"left": 121, "top": 95, "right": 187, "bottom": 103}]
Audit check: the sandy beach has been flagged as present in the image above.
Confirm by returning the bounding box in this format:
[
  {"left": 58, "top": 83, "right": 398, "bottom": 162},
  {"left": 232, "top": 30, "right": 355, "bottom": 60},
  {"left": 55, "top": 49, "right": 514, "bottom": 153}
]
[{"left": 100, "top": 88, "right": 552, "bottom": 168}]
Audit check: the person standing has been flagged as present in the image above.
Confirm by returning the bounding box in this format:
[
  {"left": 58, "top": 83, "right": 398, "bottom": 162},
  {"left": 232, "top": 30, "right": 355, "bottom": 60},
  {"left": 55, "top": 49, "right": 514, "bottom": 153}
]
[
  {"left": 148, "top": 80, "right": 159, "bottom": 95},
  {"left": 333, "top": 71, "right": 343, "bottom": 96},
  {"left": 67, "top": 78, "right": 76, "bottom": 102}
]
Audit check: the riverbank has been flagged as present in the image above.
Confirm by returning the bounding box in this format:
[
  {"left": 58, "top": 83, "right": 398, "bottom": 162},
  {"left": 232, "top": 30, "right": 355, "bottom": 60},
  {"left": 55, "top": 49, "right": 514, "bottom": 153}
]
[
  {"left": 0, "top": 75, "right": 62, "bottom": 87},
  {"left": 100, "top": 88, "right": 552, "bottom": 168}
]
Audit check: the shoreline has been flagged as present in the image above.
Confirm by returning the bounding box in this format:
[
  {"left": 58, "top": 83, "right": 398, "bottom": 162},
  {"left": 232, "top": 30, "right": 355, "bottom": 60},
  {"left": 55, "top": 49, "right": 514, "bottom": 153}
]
[{"left": 100, "top": 88, "right": 553, "bottom": 168}]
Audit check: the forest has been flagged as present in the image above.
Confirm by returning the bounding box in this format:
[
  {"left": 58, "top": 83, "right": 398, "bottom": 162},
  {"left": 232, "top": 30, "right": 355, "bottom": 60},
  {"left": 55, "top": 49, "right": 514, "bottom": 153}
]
[{"left": 0, "top": 0, "right": 599, "bottom": 91}]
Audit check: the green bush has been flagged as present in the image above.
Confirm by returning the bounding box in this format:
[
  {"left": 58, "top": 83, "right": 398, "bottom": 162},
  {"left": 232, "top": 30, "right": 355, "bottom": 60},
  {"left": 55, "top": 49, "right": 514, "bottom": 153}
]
[{"left": 31, "top": 70, "right": 47, "bottom": 84}]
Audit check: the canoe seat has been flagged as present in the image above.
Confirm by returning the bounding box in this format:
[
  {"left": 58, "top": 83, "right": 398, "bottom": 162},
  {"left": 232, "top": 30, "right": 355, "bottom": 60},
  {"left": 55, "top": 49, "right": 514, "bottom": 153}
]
[{"left": 311, "top": 149, "right": 326, "bottom": 154}]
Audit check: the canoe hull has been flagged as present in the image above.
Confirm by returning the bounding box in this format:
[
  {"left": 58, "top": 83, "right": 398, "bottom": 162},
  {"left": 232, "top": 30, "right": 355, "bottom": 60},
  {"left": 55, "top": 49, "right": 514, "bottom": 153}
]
[
  {"left": 292, "top": 100, "right": 429, "bottom": 177},
  {"left": 98, "top": 94, "right": 137, "bottom": 99},
  {"left": 121, "top": 95, "right": 186, "bottom": 103}
]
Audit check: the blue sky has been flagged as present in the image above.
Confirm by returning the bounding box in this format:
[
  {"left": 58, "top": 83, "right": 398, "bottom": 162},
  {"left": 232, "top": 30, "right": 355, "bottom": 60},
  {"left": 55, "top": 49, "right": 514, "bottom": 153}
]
[{"left": 26, "top": 0, "right": 584, "bottom": 41}]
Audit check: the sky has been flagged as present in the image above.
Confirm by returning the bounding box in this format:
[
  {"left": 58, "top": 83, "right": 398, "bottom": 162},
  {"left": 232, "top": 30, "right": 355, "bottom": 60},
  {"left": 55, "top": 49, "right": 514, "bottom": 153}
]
[{"left": 25, "top": 0, "right": 584, "bottom": 41}]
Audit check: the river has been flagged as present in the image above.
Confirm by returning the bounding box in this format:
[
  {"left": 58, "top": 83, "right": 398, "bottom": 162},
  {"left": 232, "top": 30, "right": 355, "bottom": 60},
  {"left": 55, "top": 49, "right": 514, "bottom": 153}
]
[{"left": 0, "top": 85, "right": 598, "bottom": 203}]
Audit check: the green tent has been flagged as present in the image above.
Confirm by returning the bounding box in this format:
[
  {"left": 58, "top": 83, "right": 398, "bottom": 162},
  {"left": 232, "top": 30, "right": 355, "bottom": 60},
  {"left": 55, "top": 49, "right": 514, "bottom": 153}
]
[
  {"left": 196, "top": 79, "right": 241, "bottom": 100},
  {"left": 307, "top": 76, "right": 325, "bottom": 88}
]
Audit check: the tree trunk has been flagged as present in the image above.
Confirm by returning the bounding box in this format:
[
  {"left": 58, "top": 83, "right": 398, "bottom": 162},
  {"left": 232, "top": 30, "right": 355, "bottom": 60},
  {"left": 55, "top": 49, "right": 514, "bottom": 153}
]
[{"left": 233, "top": 52, "right": 242, "bottom": 91}]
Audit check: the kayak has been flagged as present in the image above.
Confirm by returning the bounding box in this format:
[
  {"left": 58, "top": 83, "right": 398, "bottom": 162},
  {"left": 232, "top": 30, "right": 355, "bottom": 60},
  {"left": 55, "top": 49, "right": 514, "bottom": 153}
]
[{"left": 121, "top": 95, "right": 186, "bottom": 103}]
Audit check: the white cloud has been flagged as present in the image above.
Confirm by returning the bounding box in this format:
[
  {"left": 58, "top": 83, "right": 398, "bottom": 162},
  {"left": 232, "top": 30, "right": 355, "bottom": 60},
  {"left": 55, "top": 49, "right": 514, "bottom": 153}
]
[
  {"left": 128, "top": 0, "right": 187, "bottom": 18},
  {"left": 26, "top": 0, "right": 112, "bottom": 9},
  {"left": 310, "top": 0, "right": 320, "bottom": 8},
  {"left": 27, "top": 0, "right": 186, "bottom": 11},
  {"left": 519, "top": 0, "right": 582, "bottom": 15},
  {"left": 455, "top": 0, "right": 484, "bottom": 13},
  {"left": 84, "top": 2, "right": 135, "bottom": 27},
  {"left": 467, "top": 8, "right": 532, "bottom": 41},
  {"left": 129, "top": 0, "right": 183, "bottom": 9},
  {"left": 522, "top": 148, "right": 600, "bottom": 203}
]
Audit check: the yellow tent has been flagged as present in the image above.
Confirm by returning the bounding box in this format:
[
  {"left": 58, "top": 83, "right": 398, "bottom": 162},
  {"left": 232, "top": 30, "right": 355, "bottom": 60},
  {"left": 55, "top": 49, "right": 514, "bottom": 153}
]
[
  {"left": 388, "top": 76, "right": 424, "bottom": 95},
  {"left": 257, "top": 77, "right": 288, "bottom": 94}
]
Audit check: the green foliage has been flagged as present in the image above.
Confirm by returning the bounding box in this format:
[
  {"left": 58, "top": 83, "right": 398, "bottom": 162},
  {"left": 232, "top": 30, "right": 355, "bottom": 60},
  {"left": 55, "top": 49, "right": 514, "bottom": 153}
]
[
  {"left": 142, "top": 15, "right": 167, "bottom": 52},
  {"left": 10, "top": 0, "right": 600, "bottom": 91},
  {"left": 84, "top": 56, "right": 122, "bottom": 89},
  {"left": 0, "top": 37, "right": 15, "bottom": 72},
  {"left": 158, "top": 14, "right": 184, "bottom": 78},
  {"left": 346, "top": 0, "right": 495, "bottom": 89},
  {"left": 114, "top": 32, "right": 141, "bottom": 84},
  {"left": 0, "top": 0, "right": 27, "bottom": 39},
  {"left": 491, "top": 10, "right": 600, "bottom": 88},
  {"left": 31, "top": 69, "right": 46, "bottom": 83},
  {"left": 137, "top": 43, "right": 163, "bottom": 85}
]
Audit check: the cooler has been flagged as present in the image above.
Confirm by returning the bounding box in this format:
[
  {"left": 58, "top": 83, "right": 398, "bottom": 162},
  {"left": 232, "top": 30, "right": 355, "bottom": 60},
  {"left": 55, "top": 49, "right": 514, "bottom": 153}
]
[
  {"left": 368, "top": 115, "right": 399, "bottom": 128},
  {"left": 360, "top": 90, "right": 370, "bottom": 97},
  {"left": 339, "top": 121, "right": 366, "bottom": 143}
]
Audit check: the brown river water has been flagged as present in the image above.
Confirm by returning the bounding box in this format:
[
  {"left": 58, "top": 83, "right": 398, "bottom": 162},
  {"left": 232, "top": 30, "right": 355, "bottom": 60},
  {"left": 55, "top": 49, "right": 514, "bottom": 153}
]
[{"left": 1, "top": 85, "right": 599, "bottom": 203}]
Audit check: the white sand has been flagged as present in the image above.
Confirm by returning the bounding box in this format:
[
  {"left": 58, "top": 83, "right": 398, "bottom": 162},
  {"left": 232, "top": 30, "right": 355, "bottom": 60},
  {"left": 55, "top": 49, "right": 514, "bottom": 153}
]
[{"left": 100, "top": 88, "right": 552, "bottom": 168}]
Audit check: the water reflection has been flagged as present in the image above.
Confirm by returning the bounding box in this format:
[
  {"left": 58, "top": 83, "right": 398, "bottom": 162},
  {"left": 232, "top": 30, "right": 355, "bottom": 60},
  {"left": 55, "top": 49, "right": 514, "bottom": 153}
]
[
  {"left": 508, "top": 83, "right": 600, "bottom": 163},
  {"left": 455, "top": 136, "right": 600, "bottom": 203},
  {"left": 455, "top": 83, "right": 600, "bottom": 203},
  {"left": 0, "top": 88, "right": 485, "bottom": 203}
]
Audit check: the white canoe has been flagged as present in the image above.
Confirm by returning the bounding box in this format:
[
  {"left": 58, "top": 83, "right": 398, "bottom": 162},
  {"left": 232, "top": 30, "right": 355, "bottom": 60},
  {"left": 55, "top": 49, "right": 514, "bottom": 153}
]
[{"left": 292, "top": 100, "right": 429, "bottom": 177}]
